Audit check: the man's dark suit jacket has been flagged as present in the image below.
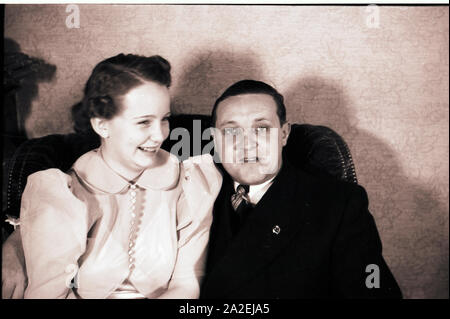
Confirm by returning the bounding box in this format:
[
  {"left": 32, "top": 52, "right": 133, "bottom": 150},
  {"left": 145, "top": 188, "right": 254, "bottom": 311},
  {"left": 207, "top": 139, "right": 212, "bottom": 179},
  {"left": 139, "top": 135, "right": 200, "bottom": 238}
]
[{"left": 200, "top": 161, "right": 402, "bottom": 299}]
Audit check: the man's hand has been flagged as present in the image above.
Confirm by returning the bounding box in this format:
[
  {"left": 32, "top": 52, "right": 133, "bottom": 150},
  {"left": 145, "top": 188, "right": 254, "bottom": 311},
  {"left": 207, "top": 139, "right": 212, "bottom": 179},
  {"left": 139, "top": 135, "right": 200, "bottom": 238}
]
[{"left": 2, "top": 228, "right": 27, "bottom": 299}]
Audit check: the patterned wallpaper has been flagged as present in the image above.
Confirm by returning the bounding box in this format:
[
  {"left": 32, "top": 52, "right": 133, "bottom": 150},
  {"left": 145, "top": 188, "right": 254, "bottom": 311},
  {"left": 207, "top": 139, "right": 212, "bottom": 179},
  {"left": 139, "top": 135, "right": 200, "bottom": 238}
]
[{"left": 4, "top": 5, "right": 449, "bottom": 298}]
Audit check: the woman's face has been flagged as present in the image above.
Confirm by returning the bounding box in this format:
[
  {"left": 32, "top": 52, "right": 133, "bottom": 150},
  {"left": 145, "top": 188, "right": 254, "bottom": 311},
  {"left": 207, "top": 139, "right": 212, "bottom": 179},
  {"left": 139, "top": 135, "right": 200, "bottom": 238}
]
[{"left": 100, "top": 81, "right": 171, "bottom": 180}]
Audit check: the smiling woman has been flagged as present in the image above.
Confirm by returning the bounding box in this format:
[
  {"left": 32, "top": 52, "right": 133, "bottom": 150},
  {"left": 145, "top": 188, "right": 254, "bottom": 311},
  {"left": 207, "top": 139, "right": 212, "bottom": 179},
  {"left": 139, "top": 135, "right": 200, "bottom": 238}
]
[
  {"left": 3, "top": 53, "right": 223, "bottom": 299},
  {"left": 92, "top": 82, "right": 172, "bottom": 181}
]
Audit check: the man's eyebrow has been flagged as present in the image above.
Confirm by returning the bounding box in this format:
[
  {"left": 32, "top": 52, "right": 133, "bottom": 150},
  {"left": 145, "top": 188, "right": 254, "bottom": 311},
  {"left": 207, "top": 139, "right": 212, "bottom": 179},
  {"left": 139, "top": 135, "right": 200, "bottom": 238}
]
[
  {"left": 218, "top": 120, "right": 238, "bottom": 127},
  {"left": 254, "top": 118, "right": 271, "bottom": 122}
]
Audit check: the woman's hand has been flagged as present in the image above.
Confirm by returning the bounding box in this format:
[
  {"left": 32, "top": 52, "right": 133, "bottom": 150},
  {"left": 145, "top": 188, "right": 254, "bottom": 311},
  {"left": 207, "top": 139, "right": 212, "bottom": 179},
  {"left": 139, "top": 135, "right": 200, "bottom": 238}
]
[{"left": 2, "top": 228, "right": 27, "bottom": 298}]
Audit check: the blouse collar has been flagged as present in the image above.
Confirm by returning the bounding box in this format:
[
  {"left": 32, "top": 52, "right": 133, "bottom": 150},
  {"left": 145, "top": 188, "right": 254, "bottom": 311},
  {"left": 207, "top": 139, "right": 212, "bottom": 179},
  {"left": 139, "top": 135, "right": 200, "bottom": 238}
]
[{"left": 72, "top": 148, "right": 180, "bottom": 194}]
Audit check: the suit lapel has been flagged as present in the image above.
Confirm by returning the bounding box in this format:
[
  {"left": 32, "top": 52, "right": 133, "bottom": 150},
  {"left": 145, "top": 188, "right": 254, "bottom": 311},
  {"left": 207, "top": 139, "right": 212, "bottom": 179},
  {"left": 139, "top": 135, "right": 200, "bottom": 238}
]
[{"left": 204, "top": 162, "right": 313, "bottom": 296}]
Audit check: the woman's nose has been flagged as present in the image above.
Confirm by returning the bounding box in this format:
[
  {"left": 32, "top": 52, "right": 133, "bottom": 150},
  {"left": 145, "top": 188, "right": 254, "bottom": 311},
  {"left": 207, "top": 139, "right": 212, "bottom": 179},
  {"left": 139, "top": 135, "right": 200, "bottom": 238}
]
[{"left": 149, "top": 121, "right": 167, "bottom": 143}]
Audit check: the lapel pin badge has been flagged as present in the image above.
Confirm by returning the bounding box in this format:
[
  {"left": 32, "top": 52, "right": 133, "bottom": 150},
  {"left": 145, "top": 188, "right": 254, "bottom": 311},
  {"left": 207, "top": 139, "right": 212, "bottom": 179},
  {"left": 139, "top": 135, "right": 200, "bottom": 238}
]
[{"left": 272, "top": 225, "right": 281, "bottom": 235}]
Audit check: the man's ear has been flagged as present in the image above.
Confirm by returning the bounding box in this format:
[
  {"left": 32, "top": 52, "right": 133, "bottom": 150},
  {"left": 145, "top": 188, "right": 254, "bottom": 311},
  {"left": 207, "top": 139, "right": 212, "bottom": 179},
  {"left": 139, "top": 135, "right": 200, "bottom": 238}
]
[
  {"left": 210, "top": 127, "right": 218, "bottom": 140},
  {"left": 209, "top": 127, "right": 224, "bottom": 159},
  {"left": 280, "top": 122, "right": 291, "bottom": 147},
  {"left": 90, "top": 117, "right": 109, "bottom": 139}
]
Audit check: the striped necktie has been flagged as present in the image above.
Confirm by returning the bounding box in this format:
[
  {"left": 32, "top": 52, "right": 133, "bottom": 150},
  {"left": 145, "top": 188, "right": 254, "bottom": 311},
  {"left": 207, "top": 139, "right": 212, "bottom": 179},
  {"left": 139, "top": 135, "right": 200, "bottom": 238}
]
[{"left": 231, "top": 184, "right": 250, "bottom": 211}]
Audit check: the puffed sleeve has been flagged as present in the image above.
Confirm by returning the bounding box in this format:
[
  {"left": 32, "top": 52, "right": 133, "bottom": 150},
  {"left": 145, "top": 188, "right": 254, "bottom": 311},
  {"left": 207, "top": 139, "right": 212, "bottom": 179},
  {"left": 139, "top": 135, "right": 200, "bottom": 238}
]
[
  {"left": 170, "top": 154, "right": 222, "bottom": 289},
  {"left": 20, "top": 169, "right": 89, "bottom": 299}
]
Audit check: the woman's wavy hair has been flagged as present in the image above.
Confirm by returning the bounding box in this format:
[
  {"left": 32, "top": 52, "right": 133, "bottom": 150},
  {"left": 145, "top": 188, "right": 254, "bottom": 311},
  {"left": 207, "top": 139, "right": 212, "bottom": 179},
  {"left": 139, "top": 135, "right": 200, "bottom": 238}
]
[{"left": 71, "top": 53, "right": 171, "bottom": 136}]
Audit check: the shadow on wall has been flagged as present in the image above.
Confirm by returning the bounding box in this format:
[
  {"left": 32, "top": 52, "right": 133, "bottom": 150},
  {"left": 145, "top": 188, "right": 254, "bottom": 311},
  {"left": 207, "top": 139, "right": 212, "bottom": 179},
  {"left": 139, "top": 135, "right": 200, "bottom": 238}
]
[
  {"left": 3, "top": 38, "right": 56, "bottom": 141},
  {"left": 3, "top": 38, "right": 57, "bottom": 213},
  {"left": 285, "top": 77, "right": 449, "bottom": 299},
  {"left": 171, "top": 50, "right": 264, "bottom": 115}
]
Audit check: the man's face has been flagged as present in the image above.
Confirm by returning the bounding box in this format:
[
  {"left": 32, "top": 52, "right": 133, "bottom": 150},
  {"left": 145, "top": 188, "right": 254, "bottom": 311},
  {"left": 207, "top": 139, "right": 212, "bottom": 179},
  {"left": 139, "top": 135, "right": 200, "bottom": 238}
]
[{"left": 213, "top": 93, "right": 290, "bottom": 185}]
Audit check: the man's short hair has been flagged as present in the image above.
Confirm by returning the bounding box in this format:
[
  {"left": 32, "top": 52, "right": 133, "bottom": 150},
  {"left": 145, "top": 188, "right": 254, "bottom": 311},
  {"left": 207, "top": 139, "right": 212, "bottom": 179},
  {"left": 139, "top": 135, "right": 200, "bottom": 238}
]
[{"left": 211, "top": 79, "right": 287, "bottom": 126}]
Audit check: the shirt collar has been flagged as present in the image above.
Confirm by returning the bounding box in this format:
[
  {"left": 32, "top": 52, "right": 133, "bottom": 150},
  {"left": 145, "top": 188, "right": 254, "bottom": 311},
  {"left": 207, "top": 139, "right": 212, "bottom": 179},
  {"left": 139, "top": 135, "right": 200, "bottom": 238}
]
[
  {"left": 233, "top": 175, "right": 276, "bottom": 205},
  {"left": 72, "top": 148, "right": 180, "bottom": 194}
]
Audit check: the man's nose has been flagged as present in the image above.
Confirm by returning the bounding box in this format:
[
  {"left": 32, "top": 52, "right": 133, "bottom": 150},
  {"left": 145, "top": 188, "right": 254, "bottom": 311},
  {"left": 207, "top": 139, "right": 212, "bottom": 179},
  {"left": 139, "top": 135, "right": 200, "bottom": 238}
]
[{"left": 235, "top": 128, "right": 257, "bottom": 151}]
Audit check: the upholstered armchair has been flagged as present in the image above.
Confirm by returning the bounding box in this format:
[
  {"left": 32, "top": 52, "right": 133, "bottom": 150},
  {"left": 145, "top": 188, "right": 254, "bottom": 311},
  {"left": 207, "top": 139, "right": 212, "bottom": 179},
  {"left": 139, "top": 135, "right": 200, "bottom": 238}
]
[{"left": 2, "top": 114, "right": 357, "bottom": 241}]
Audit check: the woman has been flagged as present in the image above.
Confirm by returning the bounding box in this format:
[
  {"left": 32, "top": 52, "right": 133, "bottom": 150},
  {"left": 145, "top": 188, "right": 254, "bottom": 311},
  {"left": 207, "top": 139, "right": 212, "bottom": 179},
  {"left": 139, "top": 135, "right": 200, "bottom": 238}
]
[{"left": 18, "top": 53, "right": 222, "bottom": 298}]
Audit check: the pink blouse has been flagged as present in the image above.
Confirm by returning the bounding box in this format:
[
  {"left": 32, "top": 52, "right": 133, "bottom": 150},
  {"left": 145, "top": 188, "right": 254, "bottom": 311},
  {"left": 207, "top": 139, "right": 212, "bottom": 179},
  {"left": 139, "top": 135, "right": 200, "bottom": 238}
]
[{"left": 20, "top": 149, "right": 222, "bottom": 299}]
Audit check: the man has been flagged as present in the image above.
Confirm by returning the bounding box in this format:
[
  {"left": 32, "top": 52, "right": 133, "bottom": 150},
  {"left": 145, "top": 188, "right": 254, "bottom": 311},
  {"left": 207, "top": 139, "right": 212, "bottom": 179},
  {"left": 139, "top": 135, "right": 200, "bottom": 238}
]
[{"left": 200, "top": 80, "right": 402, "bottom": 298}]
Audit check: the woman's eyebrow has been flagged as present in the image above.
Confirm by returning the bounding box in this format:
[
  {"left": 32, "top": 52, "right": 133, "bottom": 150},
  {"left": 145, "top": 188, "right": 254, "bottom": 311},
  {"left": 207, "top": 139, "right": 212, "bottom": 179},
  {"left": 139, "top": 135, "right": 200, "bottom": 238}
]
[
  {"left": 132, "top": 115, "right": 157, "bottom": 119},
  {"left": 132, "top": 112, "right": 171, "bottom": 120}
]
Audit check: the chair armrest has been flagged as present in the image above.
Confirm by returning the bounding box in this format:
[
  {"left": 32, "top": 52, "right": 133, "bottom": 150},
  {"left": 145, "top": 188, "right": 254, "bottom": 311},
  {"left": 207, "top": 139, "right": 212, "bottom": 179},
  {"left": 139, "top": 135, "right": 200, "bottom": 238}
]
[{"left": 3, "top": 133, "right": 99, "bottom": 222}]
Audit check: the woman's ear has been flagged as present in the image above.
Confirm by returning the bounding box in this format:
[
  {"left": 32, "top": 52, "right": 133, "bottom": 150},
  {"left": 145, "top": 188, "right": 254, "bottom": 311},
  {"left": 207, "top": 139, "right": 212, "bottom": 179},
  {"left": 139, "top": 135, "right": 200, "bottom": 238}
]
[
  {"left": 281, "top": 122, "right": 291, "bottom": 147},
  {"left": 90, "top": 117, "right": 109, "bottom": 138}
]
